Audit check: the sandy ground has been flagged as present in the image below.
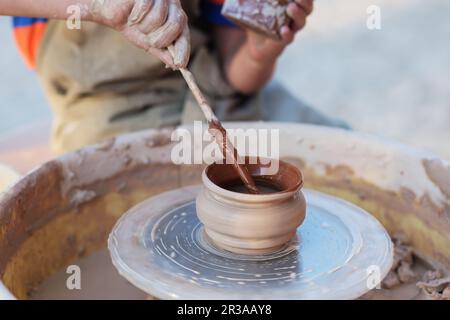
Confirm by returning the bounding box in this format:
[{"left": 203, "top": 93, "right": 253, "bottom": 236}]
[{"left": 0, "top": 0, "right": 449, "bottom": 159}]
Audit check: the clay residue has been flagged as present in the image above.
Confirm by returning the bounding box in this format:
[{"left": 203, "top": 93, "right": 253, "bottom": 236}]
[
  {"left": 423, "top": 158, "right": 450, "bottom": 199},
  {"left": 289, "top": 154, "right": 450, "bottom": 268},
  {"left": 418, "top": 193, "right": 450, "bottom": 226},
  {"left": 400, "top": 187, "right": 416, "bottom": 202},
  {"left": 0, "top": 161, "right": 66, "bottom": 275},
  {"left": 96, "top": 137, "right": 116, "bottom": 152},
  {"left": 59, "top": 128, "right": 174, "bottom": 200},
  {"left": 70, "top": 189, "right": 97, "bottom": 207},
  {"left": 145, "top": 131, "right": 172, "bottom": 148},
  {"left": 417, "top": 270, "right": 450, "bottom": 300},
  {"left": 382, "top": 235, "right": 417, "bottom": 289}
]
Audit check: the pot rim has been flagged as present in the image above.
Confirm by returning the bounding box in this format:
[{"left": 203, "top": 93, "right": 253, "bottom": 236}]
[{"left": 202, "top": 157, "right": 303, "bottom": 203}]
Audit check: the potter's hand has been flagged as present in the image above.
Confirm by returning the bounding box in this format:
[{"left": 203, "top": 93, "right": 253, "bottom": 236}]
[
  {"left": 245, "top": 0, "right": 313, "bottom": 64},
  {"left": 90, "top": 0, "right": 190, "bottom": 68}
]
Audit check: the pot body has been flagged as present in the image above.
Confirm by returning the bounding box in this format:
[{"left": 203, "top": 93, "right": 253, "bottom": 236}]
[{"left": 196, "top": 160, "right": 306, "bottom": 255}]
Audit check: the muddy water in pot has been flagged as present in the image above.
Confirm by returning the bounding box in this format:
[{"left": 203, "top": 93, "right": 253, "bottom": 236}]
[{"left": 225, "top": 179, "right": 282, "bottom": 194}]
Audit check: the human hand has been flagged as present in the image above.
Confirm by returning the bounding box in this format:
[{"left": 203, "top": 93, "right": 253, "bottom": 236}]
[
  {"left": 89, "top": 0, "right": 190, "bottom": 68},
  {"left": 245, "top": 0, "right": 313, "bottom": 64}
]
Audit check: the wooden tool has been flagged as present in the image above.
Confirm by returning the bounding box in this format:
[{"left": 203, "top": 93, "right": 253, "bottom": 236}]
[{"left": 167, "top": 46, "right": 259, "bottom": 194}]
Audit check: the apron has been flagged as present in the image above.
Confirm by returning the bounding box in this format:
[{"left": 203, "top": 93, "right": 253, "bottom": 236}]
[{"left": 36, "top": 0, "right": 348, "bottom": 153}]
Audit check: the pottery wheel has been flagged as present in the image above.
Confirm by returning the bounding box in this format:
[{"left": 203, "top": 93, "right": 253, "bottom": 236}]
[{"left": 109, "top": 186, "right": 393, "bottom": 300}]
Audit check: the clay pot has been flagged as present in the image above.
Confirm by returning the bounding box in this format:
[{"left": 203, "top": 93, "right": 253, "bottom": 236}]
[{"left": 196, "top": 158, "right": 306, "bottom": 255}]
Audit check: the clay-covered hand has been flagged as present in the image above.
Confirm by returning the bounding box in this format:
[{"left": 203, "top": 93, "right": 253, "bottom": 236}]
[
  {"left": 246, "top": 0, "right": 313, "bottom": 64},
  {"left": 90, "top": 0, "right": 190, "bottom": 69}
]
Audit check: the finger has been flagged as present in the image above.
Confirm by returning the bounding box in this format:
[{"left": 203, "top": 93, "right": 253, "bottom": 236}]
[
  {"left": 294, "top": 0, "right": 314, "bottom": 16},
  {"left": 128, "top": 0, "right": 154, "bottom": 25},
  {"left": 287, "top": 3, "right": 307, "bottom": 32},
  {"left": 280, "top": 25, "right": 295, "bottom": 45},
  {"left": 137, "top": 0, "right": 169, "bottom": 34},
  {"left": 172, "top": 27, "right": 191, "bottom": 68},
  {"left": 147, "top": 48, "right": 175, "bottom": 68},
  {"left": 147, "top": 2, "right": 187, "bottom": 48},
  {"left": 121, "top": 26, "right": 176, "bottom": 67}
]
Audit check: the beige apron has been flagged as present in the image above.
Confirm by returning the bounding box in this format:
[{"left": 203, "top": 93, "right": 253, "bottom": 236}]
[{"left": 36, "top": 0, "right": 348, "bottom": 153}]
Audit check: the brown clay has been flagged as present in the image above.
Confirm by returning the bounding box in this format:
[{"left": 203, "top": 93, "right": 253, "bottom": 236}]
[
  {"left": 206, "top": 156, "right": 302, "bottom": 193},
  {"left": 222, "top": 0, "right": 291, "bottom": 39}
]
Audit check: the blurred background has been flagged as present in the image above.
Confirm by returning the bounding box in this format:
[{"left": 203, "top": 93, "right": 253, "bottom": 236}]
[{"left": 0, "top": 0, "right": 449, "bottom": 159}]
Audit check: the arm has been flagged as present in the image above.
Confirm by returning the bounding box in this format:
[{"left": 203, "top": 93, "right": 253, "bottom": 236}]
[
  {"left": 0, "top": 0, "right": 90, "bottom": 19},
  {"left": 0, "top": 0, "right": 190, "bottom": 68},
  {"left": 214, "top": 0, "right": 314, "bottom": 95},
  {"left": 214, "top": 27, "right": 277, "bottom": 95}
]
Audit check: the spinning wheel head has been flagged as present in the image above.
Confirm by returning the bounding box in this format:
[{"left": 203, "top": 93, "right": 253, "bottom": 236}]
[{"left": 109, "top": 186, "right": 393, "bottom": 300}]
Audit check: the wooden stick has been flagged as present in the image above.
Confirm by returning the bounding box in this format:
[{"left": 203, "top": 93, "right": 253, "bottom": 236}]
[
  {"left": 167, "top": 46, "right": 260, "bottom": 194},
  {"left": 167, "top": 46, "right": 217, "bottom": 123}
]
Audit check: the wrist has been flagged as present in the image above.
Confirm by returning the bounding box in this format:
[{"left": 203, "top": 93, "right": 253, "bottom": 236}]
[
  {"left": 244, "top": 32, "right": 284, "bottom": 67},
  {"left": 243, "top": 41, "right": 278, "bottom": 70},
  {"left": 226, "top": 46, "right": 276, "bottom": 95},
  {"left": 87, "top": 0, "right": 132, "bottom": 30}
]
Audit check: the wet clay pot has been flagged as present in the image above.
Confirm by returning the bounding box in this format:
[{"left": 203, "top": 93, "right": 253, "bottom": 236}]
[{"left": 196, "top": 158, "right": 306, "bottom": 255}]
